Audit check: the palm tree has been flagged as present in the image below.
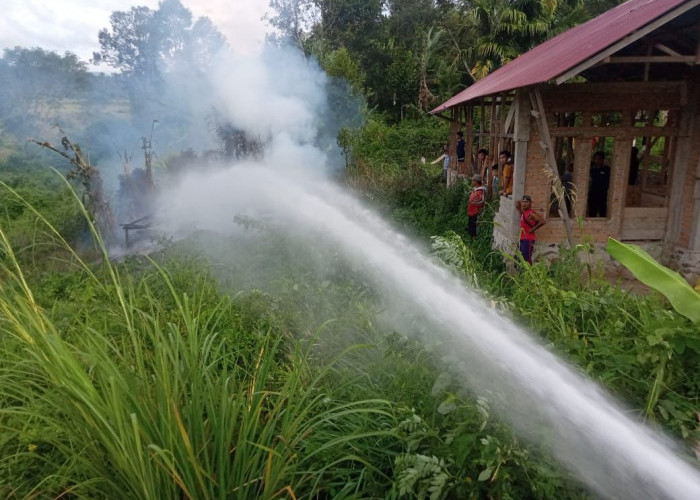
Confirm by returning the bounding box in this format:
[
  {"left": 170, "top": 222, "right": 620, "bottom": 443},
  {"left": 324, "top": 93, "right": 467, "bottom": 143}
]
[{"left": 467, "top": 0, "right": 585, "bottom": 80}]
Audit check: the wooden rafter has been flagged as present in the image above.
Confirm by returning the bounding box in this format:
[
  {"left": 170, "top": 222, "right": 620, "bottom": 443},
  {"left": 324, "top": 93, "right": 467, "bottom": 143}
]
[{"left": 604, "top": 55, "right": 697, "bottom": 64}]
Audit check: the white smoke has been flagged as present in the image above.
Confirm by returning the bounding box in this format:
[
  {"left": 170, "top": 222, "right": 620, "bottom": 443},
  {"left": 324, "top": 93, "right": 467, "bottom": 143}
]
[{"left": 207, "top": 46, "right": 328, "bottom": 142}]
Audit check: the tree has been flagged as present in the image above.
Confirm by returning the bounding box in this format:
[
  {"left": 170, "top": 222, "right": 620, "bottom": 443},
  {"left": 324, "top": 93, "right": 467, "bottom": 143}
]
[
  {"left": 0, "top": 47, "right": 91, "bottom": 134},
  {"left": 386, "top": 0, "right": 439, "bottom": 54},
  {"left": 467, "top": 0, "right": 586, "bottom": 79},
  {"left": 92, "top": 0, "right": 225, "bottom": 79},
  {"left": 267, "top": 0, "right": 318, "bottom": 48},
  {"left": 93, "top": 6, "right": 157, "bottom": 78}
]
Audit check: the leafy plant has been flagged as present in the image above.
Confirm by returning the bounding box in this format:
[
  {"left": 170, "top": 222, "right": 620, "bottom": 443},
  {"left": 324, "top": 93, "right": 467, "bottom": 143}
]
[{"left": 607, "top": 237, "right": 700, "bottom": 323}]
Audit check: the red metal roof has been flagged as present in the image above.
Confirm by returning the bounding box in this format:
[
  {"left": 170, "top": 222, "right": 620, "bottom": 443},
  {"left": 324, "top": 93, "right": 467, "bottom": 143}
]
[{"left": 431, "top": 0, "right": 693, "bottom": 114}]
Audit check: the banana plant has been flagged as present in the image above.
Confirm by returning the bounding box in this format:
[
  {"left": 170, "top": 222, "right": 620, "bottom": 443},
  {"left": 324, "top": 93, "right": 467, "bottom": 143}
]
[{"left": 606, "top": 238, "right": 700, "bottom": 323}]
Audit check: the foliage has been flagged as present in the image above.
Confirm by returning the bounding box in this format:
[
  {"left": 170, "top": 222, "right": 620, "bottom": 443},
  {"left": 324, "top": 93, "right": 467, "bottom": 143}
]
[
  {"left": 607, "top": 237, "right": 700, "bottom": 323},
  {"left": 0, "top": 194, "right": 400, "bottom": 499},
  {"left": 92, "top": 0, "right": 225, "bottom": 79},
  {"left": 0, "top": 155, "right": 86, "bottom": 270},
  {"left": 320, "top": 47, "right": 365, "bottom": 92},
  {"left": 0, "top": 48, "right": 91, "bottom": 136},
  {"left": 265, "top": 0, "right": 628, "bottom": 118}
]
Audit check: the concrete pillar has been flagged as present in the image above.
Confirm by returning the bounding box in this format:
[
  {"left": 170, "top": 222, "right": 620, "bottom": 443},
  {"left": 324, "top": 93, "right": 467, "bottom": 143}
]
[{"left": 510, "top": 89, "right": 531, "bottom": 243}]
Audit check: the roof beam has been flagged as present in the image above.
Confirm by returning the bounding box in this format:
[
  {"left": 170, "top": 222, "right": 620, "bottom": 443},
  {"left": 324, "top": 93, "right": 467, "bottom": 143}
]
[
  {"left": 554, "top": 0, "right": 700, "bottom": 85},
  {"left": 655, "top": 43, "right": 683, "bottom": 57},
  {"left": 603, "top": 55, "right": 697, "bottom": 64}
]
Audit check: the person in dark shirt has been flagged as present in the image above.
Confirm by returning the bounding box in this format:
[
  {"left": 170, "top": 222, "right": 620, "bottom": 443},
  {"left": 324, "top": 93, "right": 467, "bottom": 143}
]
[
  {"left": 562, "top": 164, "right": 574, "bottom": 215},
  {"left": 587, "top": 151, "right": 611, "bottom": 217},
  {"left": 456, "top": 131, "right": 466, "bottom": 174},
  {"left": 628, "top": 146, "right": 640, "bottom": 185}
]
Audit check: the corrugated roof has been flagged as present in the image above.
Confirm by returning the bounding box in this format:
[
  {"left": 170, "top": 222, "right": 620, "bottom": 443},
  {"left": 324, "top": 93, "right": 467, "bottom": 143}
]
[{"left": 431, "top": 0, "right": 694, "bottom": 114}]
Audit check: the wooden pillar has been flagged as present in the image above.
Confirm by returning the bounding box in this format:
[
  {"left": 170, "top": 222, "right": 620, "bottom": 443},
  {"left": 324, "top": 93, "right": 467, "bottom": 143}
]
[
  {"left": 448, "top": 107, "right": 459, "bottom": 187},
  {"left": 465, "top": 105, "right": 473, "bottom": 176},
  {"left": 611, "top": 138, "right": 632, "bottom": 236},
  {"left": 574, "top": 138, "right": 593, "bottom": 219},
  {"left": 510, "top": 90, "right": 531, "bottom": 244},
  {"left": 489, "top": 98, "right": 497, "bottom": 170},
  {"left": 691, "top": 153, "right": 700, "bottom": 252},
  {"left": 665, "top": 101, "right": 695, "bottom": 251},
  {"left": 479, "top": 103, "right": 485, "bottom": 149}
]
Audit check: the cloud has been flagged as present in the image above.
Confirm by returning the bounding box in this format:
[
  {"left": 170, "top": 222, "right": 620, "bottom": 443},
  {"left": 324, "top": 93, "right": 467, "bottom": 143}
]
[{"left": 0, "top": 0, "right": 270, "bottom": 65}]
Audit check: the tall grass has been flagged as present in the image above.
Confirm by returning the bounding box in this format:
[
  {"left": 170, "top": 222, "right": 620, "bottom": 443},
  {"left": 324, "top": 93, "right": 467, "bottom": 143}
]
[{"left": 0, "top": 181, "right": 396, "bottom": 499}]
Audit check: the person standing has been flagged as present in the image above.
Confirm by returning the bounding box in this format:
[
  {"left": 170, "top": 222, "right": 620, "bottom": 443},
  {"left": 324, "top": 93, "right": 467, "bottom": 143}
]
[
  {"left": 467, "top": 174, "right": 487, "bottom": 238},
  {"left": 431, "top": 143, "right": 451, "bottom": 182},
  {"left": 515, "top": 194, "right": 546, "bottom": 265},
  {"left": 561, "top": 164, "right": 574, "bottom": 215},
  {"left": 587, "top": 151, "right": 611, "bottom": 217},
  {"left": 500, "top": 155, "right": 514, "bottom": 197},
  {"left": 490, "top": 150, "right": 509, "bottom": 192},
  {"left": 492, "top": 164, "right": 499, "bottom": 198},
  {"left": 474, "top": 148, "right": 488, "bottom": 178},
  {"left": 628, "top": 147, "right": 640, "bottom": 185},
  {"left": 456, "top": 131, "right": 466, "bottom": 175}
]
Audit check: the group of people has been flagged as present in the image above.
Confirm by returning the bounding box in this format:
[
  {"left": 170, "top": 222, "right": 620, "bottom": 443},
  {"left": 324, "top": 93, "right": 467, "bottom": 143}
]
[
  {"left": 434, "top": 132, "right": 514, "bottom": 197},
  {"left": 437, "top": 132, "right": 618, "bottom": 264},
  {"left": 455, "top": 135, "right": 545, "bottom": 265},
  {"left": 466, "top": 170, "right": 545, "bottom": 265}
]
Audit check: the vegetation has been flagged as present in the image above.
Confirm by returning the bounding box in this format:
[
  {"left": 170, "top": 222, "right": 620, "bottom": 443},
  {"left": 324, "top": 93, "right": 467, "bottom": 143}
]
[
  {"left": 0, "top": 0, "right": 697, "bottom": 498},
  {"left": 0, "top": 130, "right": 697, "bottom": 498},
  {"left": 269, "top": 0, "right": 627, "bottom": 120}
]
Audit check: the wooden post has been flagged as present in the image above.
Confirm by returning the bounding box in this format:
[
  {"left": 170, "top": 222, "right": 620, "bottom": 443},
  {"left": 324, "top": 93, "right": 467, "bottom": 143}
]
[
  {"left": 612, "top": 138, "right": 632, "bottom": 236},
  {"left": 574, "top": 138, "right": 593, "bottom": 219},
  {"left": 479, "top": 103, "right": 485, "bottom": 149},
  {"left": 465, "top": 105, "right": 473, "bottom": 177},
  {"left": 489, "top": 98, "right": 497, "bottom": 174},
  {"left": 529, "top": 89, "right": 574, "bottom": 247},
  {"left": 448, "top": 107, "right": 459, "bottom": 187},
  {"left": 666, "top": 97, "right": 695, "bottom": 251}
]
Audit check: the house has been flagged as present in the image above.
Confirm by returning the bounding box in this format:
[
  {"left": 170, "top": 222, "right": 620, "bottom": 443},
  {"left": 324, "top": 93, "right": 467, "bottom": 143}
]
[{"left": 431, "top": 0, "right": 700, "bottom": 280}]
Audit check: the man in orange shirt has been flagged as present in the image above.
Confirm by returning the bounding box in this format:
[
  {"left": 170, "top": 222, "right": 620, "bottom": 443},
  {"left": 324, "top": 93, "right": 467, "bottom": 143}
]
[{"left": 500, "top": 155, "right": 514, "bottom": 197}]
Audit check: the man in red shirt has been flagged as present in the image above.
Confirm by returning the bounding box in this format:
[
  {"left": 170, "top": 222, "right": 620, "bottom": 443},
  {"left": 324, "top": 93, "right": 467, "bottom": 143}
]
[
  {"left": 467, "top": 174, "right": 487, "bottom": 238},
  {"left": 515, "top": 194, "right": 546, "bottom": 264}
]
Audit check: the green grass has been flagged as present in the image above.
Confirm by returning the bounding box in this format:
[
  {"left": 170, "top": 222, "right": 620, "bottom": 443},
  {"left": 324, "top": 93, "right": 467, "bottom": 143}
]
[
  {"left": 0, "top": 143, "right": 696, "bottom": 499},
  {"left": 0, "top": 184, "right": 398, "bottom": 499}
]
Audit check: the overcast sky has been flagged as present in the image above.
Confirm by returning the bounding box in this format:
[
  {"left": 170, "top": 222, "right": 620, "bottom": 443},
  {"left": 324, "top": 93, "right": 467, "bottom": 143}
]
[{"left": 0, "top": 0, "right": 271, "bottom": 66}]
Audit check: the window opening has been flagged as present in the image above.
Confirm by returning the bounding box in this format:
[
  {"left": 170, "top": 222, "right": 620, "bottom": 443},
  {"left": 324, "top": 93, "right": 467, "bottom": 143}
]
[{"left": 626, "top": 135, "right": 671, "bottom": 208}]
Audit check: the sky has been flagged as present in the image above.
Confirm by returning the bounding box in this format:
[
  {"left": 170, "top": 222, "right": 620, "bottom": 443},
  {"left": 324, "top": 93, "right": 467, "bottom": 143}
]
[{"left": 0, "top": 0, "right": 272, "bottom": 67}]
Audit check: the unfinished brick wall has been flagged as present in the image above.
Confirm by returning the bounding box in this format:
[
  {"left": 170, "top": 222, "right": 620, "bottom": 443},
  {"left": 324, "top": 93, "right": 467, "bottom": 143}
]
[{"left": 522, "top": 125, "right": 629, "bottom": 245}]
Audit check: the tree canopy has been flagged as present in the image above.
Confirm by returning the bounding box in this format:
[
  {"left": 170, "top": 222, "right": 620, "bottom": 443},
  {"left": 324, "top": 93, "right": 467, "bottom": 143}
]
[
  {"left": 92, "top": 0, "right": 225, "bottom": 79},
  {"left": 267, "top": 0, "right": 627, "bottom": 121}
]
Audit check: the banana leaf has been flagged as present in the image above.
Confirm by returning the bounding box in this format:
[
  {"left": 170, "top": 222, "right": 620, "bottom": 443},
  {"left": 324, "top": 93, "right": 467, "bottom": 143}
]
[{"left": 606, "top": 238, "right": 700, "bottom": 323}]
